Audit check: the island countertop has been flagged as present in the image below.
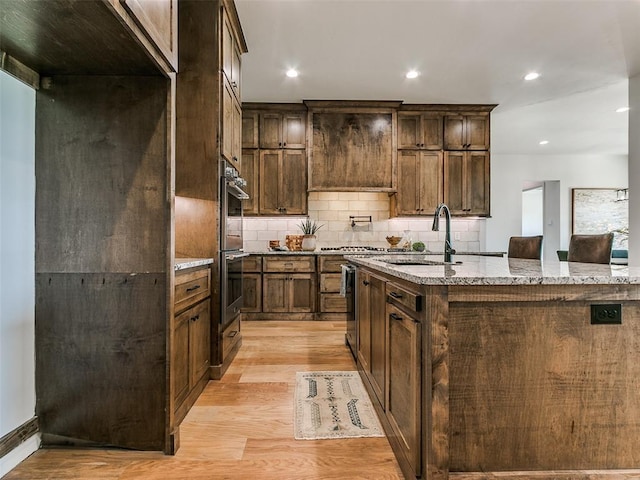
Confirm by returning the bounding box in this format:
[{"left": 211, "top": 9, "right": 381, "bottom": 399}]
[{"left": 345, "top": 253, "right": 640, "bottom": 285}]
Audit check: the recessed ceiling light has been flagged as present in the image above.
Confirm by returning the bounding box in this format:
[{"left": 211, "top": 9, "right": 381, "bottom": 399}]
[
  {"left": 616, "top": 107, "right": 630, "bottom": 113},
  {"left": 286, "top": 68, "right": 299, "bottom": 78},
  {"left": 524, "top": 72, "right": 540, "bottom": 81},
  {"left": 406, "top": 70, "right": 419, "bottom": 79},
  {"left": 539, "top": 140, "right": 549, "bottom": 145}
]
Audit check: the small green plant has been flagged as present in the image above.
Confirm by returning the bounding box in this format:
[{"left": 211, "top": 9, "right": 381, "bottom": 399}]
[
  {"left": 298, "top": 218, "right": 324, "bottom": 235},
  {"left": 412, "top": 241, "right": 426, "bottom": 252}
]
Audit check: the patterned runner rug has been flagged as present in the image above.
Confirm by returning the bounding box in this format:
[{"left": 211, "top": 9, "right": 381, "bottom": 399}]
[{"left": 294, "top": 371, "right": 385, "bottom": 440}]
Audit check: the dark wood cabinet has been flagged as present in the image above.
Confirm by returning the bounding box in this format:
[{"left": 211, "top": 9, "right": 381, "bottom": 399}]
[
  {"left": 393, "top": 150, "right": 443, "bottom": 216},
  {"left": 241, "top": 149, "right": 259, "bottom": 215},
  {"left": 221, "top": 5, "right": 241, "bottom": 100},
  {"left": 241, "top": 255, "right": 262, "bottom": 313},
  {"left": 222, "top": 77, "right": 242, "bottom": 172},
  {"left": 259, "top": 112, "right": 306, "bottom": 149},
  {"left": 398, "top": 112, "right": 443, "bottom": 150},
  {"left": 444, "top": 113, "right": 490, "bottom": 151},
  {"left": 263, "top": 274, "right": 316, "bottom": 313},
  {"left": 259, "top": 149, "right": 307, "bottom": 215},
  {"left": 173, "top": 266, "right": 212, "bottom": 426},
  {"left": 242, "top": 112, "right": 259, "bottom": 149},
  {"left": 356, "top": 270, "right": 387, "bottom": 408},
  {"left": 318, "top": 255, "right": 348, "bottom": 317},
  {"left": 387, "top": 301, "right": 422, "bottom": 477},
  {"left": 444, "top": 150, "right": 490, "bottom": 216}
]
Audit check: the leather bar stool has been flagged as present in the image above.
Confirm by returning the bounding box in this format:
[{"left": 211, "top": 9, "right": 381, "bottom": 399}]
[
  {"left": 567, "top": 233, "right": 614, "bottom": 264},
  {"left": 508, "top": 235, "right": 543, "bottom": 260}
]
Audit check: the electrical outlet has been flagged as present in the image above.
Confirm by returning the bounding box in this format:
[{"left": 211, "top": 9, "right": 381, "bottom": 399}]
[{"left": 590, "top": 304, "right": 622, "bottom": 324}]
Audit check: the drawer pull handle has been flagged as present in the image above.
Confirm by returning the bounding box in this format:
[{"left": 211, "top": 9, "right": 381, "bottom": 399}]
[
  {"left": 390, "top": 313, "right": 403, "bottom": 321},
  {"left": 228, "top": 330, "right": 238, "bottom": 338},
  {"left": 389, "top": 291, "right": 403, "bottom": 299},
  {"left": 186, "top": 284, "right": 201, "bottom": 292},
  {"left": 190, "top": 314, "right": 200, "bottom": 322}
]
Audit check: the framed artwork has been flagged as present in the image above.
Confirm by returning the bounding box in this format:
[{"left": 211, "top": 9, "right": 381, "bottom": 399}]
[{"left": 571, "top": 188, "right": 628, "bottom": 249}]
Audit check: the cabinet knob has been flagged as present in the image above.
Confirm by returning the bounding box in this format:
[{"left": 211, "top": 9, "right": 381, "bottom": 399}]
[
  {"left": 362, "top": 280, "right": 370, "bottom": 286},
  {"left": 190, "top": 314, "right": 200, "bottom": 322},
  {"left": 283, "top": 142, "right": 287, "bottom": 147},
  {"left": 416, "top": 143, "right": 420, "bottom": 147},
  {"left": 279, "top": 142, "right": 282, "bottom": 147}
]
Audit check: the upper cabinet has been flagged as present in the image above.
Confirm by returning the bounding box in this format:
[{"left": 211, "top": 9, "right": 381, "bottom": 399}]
[
  {"left": 444, "top": 113, "right": 490, "bottom": 151},
  {"left": 392, "top": 150, "right": 443, "bottom": 216},
  {"left": 444, "top": 151, "right": 490, "bottom": 216},
  {"left": 259, "top": 112, "right": 306, "bottom": 149},
  {"left": 397, "top": 112, "right": 443, "bottom": 150},
  {"left": 118, "top": 0, "right": 178, "bottom": 70},
  {"left": 219, "top": 2, "right": 248, "bottom": 173},
  {"left": 221, "top": 6, "right": 242, "bottom": 100}
]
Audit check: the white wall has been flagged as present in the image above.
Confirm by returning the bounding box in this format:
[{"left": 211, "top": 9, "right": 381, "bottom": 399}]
[
  {"left": 521, "top": 187, "right": 543, "bottom": 236},
  {"left": 628, "top": 74, "right": 640, "bottom": 266},
  {"left": 0, "top": 70, "right": 39, "bottom": 474},
  {"left": 487, "top": 153, "right": 628, "bottom": 253}
]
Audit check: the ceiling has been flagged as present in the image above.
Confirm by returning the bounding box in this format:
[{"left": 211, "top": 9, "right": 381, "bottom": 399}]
[{"left": 235, "top": 0, "right": 640, "bottom": 156}]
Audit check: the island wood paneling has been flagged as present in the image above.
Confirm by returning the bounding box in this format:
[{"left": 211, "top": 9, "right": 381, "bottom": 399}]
[{"left": 448, "top": 298, "right": 640, "bottom": 472}]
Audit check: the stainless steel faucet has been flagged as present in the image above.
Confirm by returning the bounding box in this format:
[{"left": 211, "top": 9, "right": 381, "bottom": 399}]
[{"left": 432, "top": 203, "right": 456, "bottom": 263}]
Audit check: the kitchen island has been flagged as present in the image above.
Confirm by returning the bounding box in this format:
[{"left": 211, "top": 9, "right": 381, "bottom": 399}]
[{"left": 345, "top": 254, "right": 640, "bottom": 480}]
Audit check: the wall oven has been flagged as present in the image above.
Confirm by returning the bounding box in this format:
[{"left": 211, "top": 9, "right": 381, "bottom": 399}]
[{"left": 220, "top": 162, "right": 249, "bottom": 328}]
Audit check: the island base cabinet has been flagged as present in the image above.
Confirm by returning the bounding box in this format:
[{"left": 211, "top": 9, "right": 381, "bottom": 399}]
[{"left": 387, "top": 303, "right": 422, "bottom": 478}]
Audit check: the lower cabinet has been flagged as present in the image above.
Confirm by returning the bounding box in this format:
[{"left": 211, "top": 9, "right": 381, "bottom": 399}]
[
  {"left": 356, "top": 267, "right": 423, "bottom": 479},
  {"left": 263, "top": 273, "right": 316, "bottom": 312},
  {"left": 173, "top": 265, "right": 211, "bottom": 426},
  {"left": 356, "top": 269, "right": 387, "bottom": 407}
]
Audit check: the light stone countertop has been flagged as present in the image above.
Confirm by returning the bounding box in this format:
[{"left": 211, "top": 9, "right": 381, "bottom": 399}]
[
  {"left": 174, "top": 257, "right": 214, "bottom": 271},
  {"left": 247, "top": 249, "right": 506, "bottom": 256},
  {"left": 345, "top": 254, "right": 640, "bottom": 286}
]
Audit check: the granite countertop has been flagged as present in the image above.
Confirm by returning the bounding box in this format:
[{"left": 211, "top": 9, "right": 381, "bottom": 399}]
[
  {"left": 174, "top": 257, "right": 214, "bottom": 271},
  {"left": 345, "top": 254, "right": 640, "bottom": 286},
  {"left": 247, "top": 250, "right": 506, "bottom": 256}
]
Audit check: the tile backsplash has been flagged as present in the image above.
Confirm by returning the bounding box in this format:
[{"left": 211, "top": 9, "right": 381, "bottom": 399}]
[{"left": 243, "top": 192, "right": 485, "bottom": 252}]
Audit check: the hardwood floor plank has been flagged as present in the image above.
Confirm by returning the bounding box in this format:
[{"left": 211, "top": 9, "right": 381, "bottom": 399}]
[{"left": 5, "top": 320, "right": 402, "bottom": 479}]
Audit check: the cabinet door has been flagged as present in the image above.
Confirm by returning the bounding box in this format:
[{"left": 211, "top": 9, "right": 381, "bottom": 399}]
[
  {"left": 173, "top": 309, "right": 190, "bottom": 407},
  {"left": 260, "top": 113, "right": 283, "bottom": 148},
  {"left": 396, "top": 151, "right": 420, "bottom": 215},
  {"left": 444, "top": 151, "right": 465, "bottom": 214},
  {"left": 465, "top": 151, "right": 490, "bottom": 215},
  {"left": 221, "top": 10, "right": 233, "bottom": 84},
  {"left": 417, "top": 151, "right": 443, "bottom": 213},
  {"left": 231, "top": 98, "right": 242, "bottom": 171},
  {"left": 221, "top": 79, "right": 234, "bottom": 163},
  {"left": 231, "top": 42, "right": 242, "bottom": 99},
  {"left": 465, "top": 114, "right": 490, "bottom": 150},
  {"left": 242, "top": 112, "right": 259, "bottom": 149},
  {"left": 262, "top": 274, "right": 288, "bottom": 312},
  {"left": 444, "top": 114, "right": 466, "bottom": 150},
  {"left": 189, "top": 299, "right": 210, "bottom": 387},
  {"left": 289, "top": 274, "right": 316, "bottom": 312},
  {"left": 241, "top": 273, "right": 262, "bottom": 313},
  {"left": 280, "top": 150, "right": 307, "bottom": 215},
  {"left": 398, "top": 113, "right": 422, "bottom": 149},
  {"left": 357, "top": 271, "right": 372, "bottom": 376},
  {"left": 259, "top": 150, "right": 281, "bottom": 214},
  {"left": 369, "top": 274, "right": 387, "bottom": 407},
  {"left": 387, "top": 303, "right": 422, "bottom": 476},
  {"left": 282, "top": 113, "right": 306, "bottom": 149},
  {"left": 242, "top": 149, "right": 259, "bottom": 215},
  {"left": 421, "top": 113, "right": 443, "bottom": 150}
]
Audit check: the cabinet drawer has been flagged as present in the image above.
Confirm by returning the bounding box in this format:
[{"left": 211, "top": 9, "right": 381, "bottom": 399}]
[
  {"left": 386, "top": 283, "right": 422, "bottom": 314},
  {"left": 244, "top": 255, "right": 263, "bottom": 272},
  {"left": 320, "top": 273, "right": 342, "bottom": 293},
  {"left": 263, "top": 256, "right": 316, "bottom": 273},
  {"left": 320, "top": 293, "right": 347, "bottom": 313},
  {"left": 175, "top": 267, "right": 211, "bottom": 312},
  {"left": 319, "top": 255, "right": 345, "bottom": 272},
  {"left": 222, "top": 316, "right": 241, "bottom": 360}
]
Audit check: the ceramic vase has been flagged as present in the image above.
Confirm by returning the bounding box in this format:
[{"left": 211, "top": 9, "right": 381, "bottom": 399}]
[{"left": 301, "top": 234, "right": 317, "bottom": 251}]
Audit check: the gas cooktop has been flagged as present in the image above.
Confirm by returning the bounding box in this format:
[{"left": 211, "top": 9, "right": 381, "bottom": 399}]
[{"left": 320, "top": 246, "right": 388, "bottom": 252}]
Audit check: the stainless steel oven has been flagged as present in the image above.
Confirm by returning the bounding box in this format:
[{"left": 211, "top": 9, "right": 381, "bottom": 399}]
[{"left": 220, "top": 162, "right": 249, "bottom": 328}]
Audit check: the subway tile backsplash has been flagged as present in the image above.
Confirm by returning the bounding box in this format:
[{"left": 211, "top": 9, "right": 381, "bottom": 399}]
[{"left": 243, "top": 192, "right": 484, "bottom": 252}]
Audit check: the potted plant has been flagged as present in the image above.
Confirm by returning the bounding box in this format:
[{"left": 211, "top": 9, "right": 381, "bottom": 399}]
[{"left": 298, "top": 218, "right": 324, "bottom": 251}]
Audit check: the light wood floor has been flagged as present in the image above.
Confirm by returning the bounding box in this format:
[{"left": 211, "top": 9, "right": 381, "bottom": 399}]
[{"left": 5, "top": 320, "right": 403, "bottom": 480}]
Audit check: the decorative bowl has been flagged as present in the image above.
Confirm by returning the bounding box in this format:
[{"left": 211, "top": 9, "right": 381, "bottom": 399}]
[{"left": 386, "top": 235, "right": 402, "bottom": 247}]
